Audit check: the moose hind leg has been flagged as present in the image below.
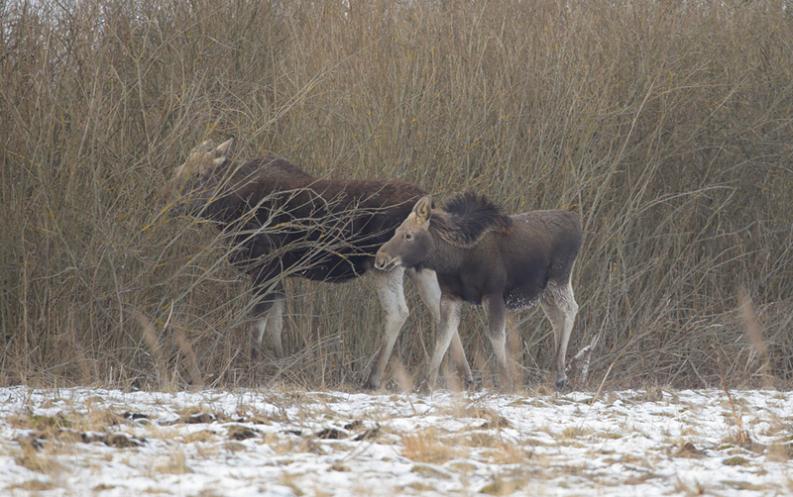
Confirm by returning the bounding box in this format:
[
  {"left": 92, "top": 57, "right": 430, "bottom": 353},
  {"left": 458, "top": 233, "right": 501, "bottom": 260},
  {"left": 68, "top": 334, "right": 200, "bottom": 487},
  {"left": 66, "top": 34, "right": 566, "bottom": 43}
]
[
  {"left": 365, "top": 267, "right": 409, "bottom": 390},
  {"left": 540, "top": 280, "right": 579, "bottom": 390}
]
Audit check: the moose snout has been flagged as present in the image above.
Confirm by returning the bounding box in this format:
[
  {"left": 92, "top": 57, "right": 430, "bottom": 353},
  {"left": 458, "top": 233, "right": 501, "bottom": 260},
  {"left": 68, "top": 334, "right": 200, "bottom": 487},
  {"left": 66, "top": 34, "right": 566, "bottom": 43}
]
[{"left": 374, "top": 249, "right": 399, "bottom": 271}]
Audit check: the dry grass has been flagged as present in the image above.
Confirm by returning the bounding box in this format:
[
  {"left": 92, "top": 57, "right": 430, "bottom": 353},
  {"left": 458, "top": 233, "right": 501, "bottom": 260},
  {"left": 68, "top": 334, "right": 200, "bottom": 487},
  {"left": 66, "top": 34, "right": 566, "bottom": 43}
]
[
  {"left": 6, "top": 480, "right": 56, "bottom": 492},
  {"left": 671, "top": 441, "right": 706, "bottom": 459},
  {"left": 767, "top": 442, "right": 793, "bottom": 462},
  {"left": 480, "top": 443, "right": 531, "bottom": 465},
  {"left": 402, "top": 428, "right": 461, "bottom": 464},
  {"left": 453, "top": 429, "right": 531, "bottom": 464},
  {"left": 278, "top": 473, "right": 305, "bottom": 497},
  {"left": 8, "top": 413, "right": 72, "bottom": 433},
  {"left": 13, "top": 439, "right": 64, "bottom": 475},
  {"left": 8, "top": 407, "right": 124, "bottom": 439},
  {"left": 154, "top": 450, "right": 191, "bottom": 475},
  {"left": 1, "top": 0, "right": 793, "bottom": 390},
  {"left": 479, "top": 476, "right": 529, "bottom": 496},
  {"left": 438, "top": 403, "right": 510, "bottom": 429},
  {"left": 175, "top": 407, "right": 227, "bottom": 424},
  {"left": 559, "top": 426, "right": 591, "bottom": 440},
  {"left": 180, "top": 430, "right": 217, "bottom": 444}
]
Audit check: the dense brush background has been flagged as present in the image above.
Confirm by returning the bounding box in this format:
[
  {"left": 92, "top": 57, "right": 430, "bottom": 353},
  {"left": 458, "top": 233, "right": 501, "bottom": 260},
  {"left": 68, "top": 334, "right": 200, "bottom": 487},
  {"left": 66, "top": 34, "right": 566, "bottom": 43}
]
[{"left": 2, "top": 0, "right": 792, "bottom": 389}]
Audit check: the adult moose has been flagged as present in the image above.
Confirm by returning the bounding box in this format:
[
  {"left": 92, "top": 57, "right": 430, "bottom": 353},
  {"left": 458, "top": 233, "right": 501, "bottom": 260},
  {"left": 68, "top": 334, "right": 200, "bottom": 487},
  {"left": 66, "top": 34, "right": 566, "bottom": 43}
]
[
  {"left": 164, "top": 139, "right": 473, "bottom": 389},
  {"left": 374, "top": 192, "right": 581, "bottom": 390}
]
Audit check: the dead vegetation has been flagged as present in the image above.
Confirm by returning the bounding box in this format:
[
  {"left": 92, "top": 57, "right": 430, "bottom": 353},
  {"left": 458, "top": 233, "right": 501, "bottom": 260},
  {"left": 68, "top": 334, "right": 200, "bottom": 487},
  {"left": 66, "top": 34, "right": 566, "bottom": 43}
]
[
  {"left": 6, "top": 480, "right": 55, "bottom": 492},
  {"left": 154, "top": 450, "right": 192, "bottom": 475},
  {"left": 1, "top": 0, "right": 793, "bottom": 390},
  {"left": 402, "top": 428, "right": 461, "bottom": 464},
  {"left": 13, "top": 438, "right": 65, "bottom": 475}
]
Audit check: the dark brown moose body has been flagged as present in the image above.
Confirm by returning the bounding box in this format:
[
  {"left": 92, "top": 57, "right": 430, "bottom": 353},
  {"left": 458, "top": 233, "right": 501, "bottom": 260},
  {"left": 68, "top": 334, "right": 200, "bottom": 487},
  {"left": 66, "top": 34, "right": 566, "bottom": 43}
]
[
  {"left": 375, "top": 192, "right": 582, "bottom": 389},
  {"left": 166, "top": 139, "right": 473, "bottom": 388}
]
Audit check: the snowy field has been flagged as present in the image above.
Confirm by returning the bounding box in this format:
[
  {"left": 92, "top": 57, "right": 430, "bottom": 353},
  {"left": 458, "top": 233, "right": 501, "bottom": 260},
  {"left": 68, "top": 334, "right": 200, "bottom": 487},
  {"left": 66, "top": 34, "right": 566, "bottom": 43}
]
[{"left": 0, "top": 387, "right": 791, "bottom": 496}]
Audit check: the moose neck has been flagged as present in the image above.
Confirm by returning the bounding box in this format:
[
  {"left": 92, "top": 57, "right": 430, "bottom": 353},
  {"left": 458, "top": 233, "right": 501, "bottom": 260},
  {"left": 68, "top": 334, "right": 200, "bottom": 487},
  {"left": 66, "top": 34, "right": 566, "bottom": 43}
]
[
  {"left": 203, "top": 192, "right": 244, "bottom": 225},
  {"left": 199, "top": 171, "right": 253, "bottom": 226},
  {"left": 422, "top": 228, "right": 467, "bottom": 274}
]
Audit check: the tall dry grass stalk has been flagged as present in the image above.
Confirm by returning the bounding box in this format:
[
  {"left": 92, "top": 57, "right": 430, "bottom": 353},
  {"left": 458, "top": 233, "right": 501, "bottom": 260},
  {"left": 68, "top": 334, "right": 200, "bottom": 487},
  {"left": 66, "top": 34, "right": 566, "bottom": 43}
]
[{"left": 2, "top": 0, "right": 792, "bottom": 389}]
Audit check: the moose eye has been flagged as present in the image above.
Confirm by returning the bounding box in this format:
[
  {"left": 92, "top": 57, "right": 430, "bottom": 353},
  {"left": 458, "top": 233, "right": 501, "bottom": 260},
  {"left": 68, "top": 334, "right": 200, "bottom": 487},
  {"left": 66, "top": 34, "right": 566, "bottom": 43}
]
[{"left": 405, "top": 233, "right": 413, "bottom": 241}]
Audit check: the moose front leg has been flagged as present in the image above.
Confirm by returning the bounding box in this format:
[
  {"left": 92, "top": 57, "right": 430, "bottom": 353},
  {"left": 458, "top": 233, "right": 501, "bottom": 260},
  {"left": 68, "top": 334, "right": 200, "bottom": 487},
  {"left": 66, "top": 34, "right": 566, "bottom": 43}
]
[
  {"left": 251, "top": 284, "right": 286, "bottom": 360},
  {"left": 254, "top": 299, "right": 284, "bottom": 357},
  {"left": 484, "top": 294, "right": 514, "bottom": 391},
  {"left": 408, "top": 268, "right": 474, "bottom": 387},
  {"left": 365, "top": 267, "right": 409, "bottom": 390},
  {"left": 427, "top": 295, "right": 461, "bottom": 389}
]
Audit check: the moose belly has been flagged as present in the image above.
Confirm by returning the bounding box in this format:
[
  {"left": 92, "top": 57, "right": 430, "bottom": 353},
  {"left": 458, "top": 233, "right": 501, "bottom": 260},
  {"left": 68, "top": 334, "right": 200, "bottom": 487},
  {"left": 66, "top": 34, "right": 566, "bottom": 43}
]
[
  {"left": 504, "top": 288, "right": 542, "bottom": 310},
  {"left": 436, "top": 273, "right": 485, "bottom": 305},
  {"left": 296, "top": 253, "right": 371, "bottom": 283},
  {"left": 503, "top": 265, "right": 548, "bottom": 310}
]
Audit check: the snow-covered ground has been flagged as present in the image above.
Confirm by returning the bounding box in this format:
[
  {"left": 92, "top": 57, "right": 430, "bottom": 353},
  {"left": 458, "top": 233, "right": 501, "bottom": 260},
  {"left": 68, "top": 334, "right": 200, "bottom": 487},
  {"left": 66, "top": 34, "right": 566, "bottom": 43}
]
[{"left": 0, "top": 387, "right": 791, "bottom": 496}]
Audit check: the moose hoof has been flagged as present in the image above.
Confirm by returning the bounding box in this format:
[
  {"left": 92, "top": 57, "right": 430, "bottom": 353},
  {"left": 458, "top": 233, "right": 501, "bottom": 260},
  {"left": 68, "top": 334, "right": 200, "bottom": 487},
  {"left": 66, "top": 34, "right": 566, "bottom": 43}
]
[
  {"left": 362, "top": 377, "right": 380, "bottom": 391},
  {"left": 464, "top": 376, "right": 482, "bottom": 392},
  {"left": 413, "top": 377, "right": 432, "bottom": 393}
]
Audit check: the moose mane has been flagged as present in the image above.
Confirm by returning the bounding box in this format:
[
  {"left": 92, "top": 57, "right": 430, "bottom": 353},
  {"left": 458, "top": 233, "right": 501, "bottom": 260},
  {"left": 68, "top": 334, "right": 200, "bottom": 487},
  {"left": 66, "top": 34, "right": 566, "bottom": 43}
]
[{"left": 430, "top": 191, "right": 512, "bottom": 247}]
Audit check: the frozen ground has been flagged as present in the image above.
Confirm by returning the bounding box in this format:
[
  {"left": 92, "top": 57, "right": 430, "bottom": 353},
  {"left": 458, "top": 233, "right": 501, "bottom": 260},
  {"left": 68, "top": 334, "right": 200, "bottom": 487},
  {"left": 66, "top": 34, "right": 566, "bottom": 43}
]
[{"left": 0, "top": 387, "right": 791, "bottom": 496}]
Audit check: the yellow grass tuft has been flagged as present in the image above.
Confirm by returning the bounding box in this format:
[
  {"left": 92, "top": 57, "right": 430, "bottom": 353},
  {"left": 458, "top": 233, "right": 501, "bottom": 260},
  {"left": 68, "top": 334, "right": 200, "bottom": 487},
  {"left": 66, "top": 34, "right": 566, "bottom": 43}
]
[
  {"left": 154, "top": 451, "right": 191, "bottom": 474},
  {"left": 6, "top": 480, "right": 55, "bottom": 492},
  {"left": 559, "top": 426, "right": 591, "bottom": 440},
  {"left": 278, "top": 473, "right": 304, "bottom": 496},
  {"left": 767, "top": 442, "right": 793, "bottom": 462},
  {"left": 181, "top": 430, "right": 218, "bottom": 444},
  {"left": 402, "top": 428, "right": 460, "bottom": 464},
  {"left": 14, "top": 439, "right": 64, "bottom": 475},
  {"left": 480, "top": 476, "right": 527, "bottom": 496}
]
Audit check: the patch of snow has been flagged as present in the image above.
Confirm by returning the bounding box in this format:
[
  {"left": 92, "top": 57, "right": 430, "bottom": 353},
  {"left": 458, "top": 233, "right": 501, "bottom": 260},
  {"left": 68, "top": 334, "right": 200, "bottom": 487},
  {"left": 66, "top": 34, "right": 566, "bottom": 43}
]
[{"left": 0, "top": 387, "right": 791, "bottom": 496}]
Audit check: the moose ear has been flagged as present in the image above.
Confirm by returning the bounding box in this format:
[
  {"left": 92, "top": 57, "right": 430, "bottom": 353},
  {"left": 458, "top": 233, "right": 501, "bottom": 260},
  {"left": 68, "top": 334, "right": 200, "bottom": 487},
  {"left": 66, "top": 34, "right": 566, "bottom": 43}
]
[
  {"left": 205, "top": 138, "right": 234, "bottom": 170},
  {"left": 214, "top": 138, "right": 234, "bottom": 157},
  {"left": 413, "top": 195, "right": 433, "bottom": 222}
]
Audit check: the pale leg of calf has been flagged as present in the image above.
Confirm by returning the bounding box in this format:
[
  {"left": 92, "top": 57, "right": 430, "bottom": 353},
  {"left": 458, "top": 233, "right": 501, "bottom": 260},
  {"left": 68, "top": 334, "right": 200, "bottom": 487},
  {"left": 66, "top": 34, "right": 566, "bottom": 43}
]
[
  {"left": 407, "top": 268, "right": 474, "bottom": 386},
  {"left": 484, "top": 295, "right": 514, "bottom": 390},
  {"left": 540, "top": 280, "right": 578, "bottom": 389},
  {"left": 253, "top": 297, "right": 285, "bottom": 359},
  {"left": 253, "top": 318, "right": 267, "bottom": 360},
  {"left": 365, "top": 267, "right": 409, "bottom": 389},
  {"left": 427, "top": 296, "right": 461, "bottom": 389},
  {"left": 266, "top": 299, "right": 285, "bottom": 357}
]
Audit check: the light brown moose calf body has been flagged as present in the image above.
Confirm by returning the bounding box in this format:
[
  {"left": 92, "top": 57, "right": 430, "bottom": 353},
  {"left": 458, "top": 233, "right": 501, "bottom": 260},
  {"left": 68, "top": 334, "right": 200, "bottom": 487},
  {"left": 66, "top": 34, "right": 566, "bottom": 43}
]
[{"left": 375, "top": 193, "right": 582, "bottom": 389}]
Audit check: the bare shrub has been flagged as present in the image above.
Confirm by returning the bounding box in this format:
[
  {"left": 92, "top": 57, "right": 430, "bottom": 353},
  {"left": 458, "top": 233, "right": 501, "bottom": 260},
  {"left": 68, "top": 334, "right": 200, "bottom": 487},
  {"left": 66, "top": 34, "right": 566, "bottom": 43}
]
[{"left": 1, "top": 0, "right": 792, "bottom": 389}]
